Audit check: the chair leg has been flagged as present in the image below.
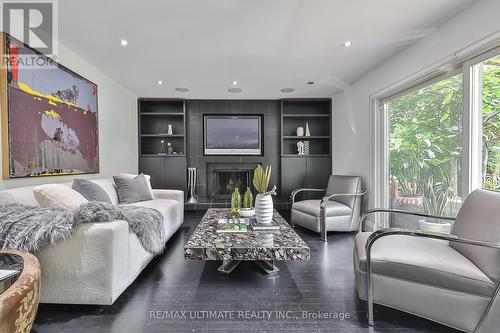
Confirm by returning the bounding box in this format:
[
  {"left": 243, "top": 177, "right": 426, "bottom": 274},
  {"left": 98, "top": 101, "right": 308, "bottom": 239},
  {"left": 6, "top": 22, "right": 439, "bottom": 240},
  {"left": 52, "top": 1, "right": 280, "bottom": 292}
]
[{"left": 319, "top": 206, "right": 327, "bottom": 242}]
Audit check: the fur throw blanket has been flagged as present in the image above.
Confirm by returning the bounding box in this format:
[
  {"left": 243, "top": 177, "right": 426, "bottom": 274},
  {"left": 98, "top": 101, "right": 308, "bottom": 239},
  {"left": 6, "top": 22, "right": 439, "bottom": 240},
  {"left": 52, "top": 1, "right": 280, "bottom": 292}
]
[{"left": 0, "top": 201, "right": 166, "bottom": 254}]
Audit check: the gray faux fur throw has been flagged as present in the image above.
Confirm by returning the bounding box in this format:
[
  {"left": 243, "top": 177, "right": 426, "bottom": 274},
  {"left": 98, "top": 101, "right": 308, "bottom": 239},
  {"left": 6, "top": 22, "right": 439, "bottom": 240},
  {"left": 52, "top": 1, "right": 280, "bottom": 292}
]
[{"left": 0, "top": 201, "right": 166, "bottom": 254}]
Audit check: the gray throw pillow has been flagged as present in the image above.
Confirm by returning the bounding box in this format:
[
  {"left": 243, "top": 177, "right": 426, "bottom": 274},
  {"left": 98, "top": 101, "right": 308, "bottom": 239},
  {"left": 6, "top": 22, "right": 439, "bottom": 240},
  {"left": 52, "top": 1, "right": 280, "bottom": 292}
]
[
  {"left": 72, "top": 179, "right": 112, "bottom": 204},
  {"left": 113, "top": 174, "right": 154, "bottom": 204}
]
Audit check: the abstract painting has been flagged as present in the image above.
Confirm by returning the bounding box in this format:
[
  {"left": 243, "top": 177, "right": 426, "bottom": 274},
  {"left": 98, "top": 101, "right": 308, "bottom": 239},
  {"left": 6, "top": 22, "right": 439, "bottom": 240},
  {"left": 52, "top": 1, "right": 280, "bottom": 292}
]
[{"left": 2, "top": 34, "right": 98, "bottom": 178}]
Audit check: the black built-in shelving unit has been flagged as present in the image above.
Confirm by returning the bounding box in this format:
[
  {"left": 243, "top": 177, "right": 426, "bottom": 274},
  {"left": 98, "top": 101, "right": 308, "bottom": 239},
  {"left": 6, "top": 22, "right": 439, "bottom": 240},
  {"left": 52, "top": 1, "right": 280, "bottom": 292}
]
[
  {"left": 137, "top": 98, "right": 332, "bottom": 207},
  {"left": 138, "top": 98, "right": 187, "bottom": 192},
  {"left": 280, "top": 99, "right": 332, "bottom": 201}
]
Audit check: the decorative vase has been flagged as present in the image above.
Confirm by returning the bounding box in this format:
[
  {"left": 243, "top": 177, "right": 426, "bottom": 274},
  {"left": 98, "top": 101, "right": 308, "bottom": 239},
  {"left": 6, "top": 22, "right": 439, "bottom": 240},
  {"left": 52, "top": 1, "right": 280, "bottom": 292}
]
[
  {"left": 305, "top": 122, "right": 311, "bottom": 136},
  {"left": 167, "top": 124, "right": 173, "bottom": 135},
  {"left": 296, "top": 127, "right": 304, "bottom": 137},
  {"left": 255, "top": 193, "right": 273, "bottom": 224},
  {"left": 231, "top": 188, "right": 241, "bottom": 215},
  {"left": 243, "top": 187, "right": 253, "bottom": 208}
]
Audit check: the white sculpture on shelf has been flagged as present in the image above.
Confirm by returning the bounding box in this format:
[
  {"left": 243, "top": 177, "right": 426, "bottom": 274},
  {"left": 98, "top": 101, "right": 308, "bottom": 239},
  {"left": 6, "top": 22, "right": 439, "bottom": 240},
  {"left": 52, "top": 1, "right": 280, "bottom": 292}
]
[{"left": 297, "top": 141, "right": 305, "bottom": 155}]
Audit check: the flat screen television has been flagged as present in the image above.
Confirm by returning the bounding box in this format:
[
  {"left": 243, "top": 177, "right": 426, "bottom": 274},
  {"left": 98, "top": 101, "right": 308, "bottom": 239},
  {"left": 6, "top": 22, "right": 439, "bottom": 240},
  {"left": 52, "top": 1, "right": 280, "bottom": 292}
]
[{"left": 204, "top": 115, "right": 263, "bottom": 155}]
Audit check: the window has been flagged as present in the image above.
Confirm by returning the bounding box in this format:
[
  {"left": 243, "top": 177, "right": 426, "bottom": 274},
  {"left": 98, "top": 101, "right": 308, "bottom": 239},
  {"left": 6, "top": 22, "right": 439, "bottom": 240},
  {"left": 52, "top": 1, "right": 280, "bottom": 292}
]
[
  {"left": 377, "top": 47, "right": 500, "bottom": 218},
  {"left": 388, "top": 73, "right": 463, "bottom": 217},
  {"left": 474, "top": 55, "right": 500, "bottom": 190}
]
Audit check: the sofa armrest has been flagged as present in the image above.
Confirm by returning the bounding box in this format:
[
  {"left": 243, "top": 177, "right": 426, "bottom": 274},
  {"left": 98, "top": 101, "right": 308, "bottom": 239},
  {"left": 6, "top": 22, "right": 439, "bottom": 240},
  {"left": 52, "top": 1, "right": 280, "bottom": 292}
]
[
  {"left": 152, "top": 189, "right": 184, "bottom": 204},
  {"left": 36, "top": 220, "right": 130, "bottom": 305}
]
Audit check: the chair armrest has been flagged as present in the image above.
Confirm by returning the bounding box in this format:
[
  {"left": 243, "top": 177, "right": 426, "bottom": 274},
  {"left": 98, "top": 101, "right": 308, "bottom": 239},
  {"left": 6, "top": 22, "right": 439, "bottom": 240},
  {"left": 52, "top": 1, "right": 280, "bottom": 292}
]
[
  {"left": 363, "top": 227, "right": 500, "bottom": 326},
  {"left": 358, "top": 208, "right": 455, "bottom": 232},
  {"left": 320, "top": 189, "right": 367, "bottom": 209},
  {"left": 290, "top": 188, "right": 325, "bottom": 204},
  {"left": 152, "top": 189, "right": 184, "bottom": 203}
]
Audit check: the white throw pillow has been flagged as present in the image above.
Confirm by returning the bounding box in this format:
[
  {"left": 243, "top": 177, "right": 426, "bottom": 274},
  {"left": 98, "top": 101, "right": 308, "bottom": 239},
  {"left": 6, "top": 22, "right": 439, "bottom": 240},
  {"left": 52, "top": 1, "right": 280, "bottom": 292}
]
[
  {"left": 33, "top": 184, "right": 89, "bottom": 209},
  {"left": 120, "top": 173, "right": 154, "bottom": 197}
]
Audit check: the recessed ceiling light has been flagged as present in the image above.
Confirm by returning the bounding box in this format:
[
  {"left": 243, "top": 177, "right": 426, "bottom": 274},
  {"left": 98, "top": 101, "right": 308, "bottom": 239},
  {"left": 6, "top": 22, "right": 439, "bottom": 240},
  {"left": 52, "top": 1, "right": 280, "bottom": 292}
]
[
  {"left": 120, "top": 39, "right": 128, "bottom": 46},
  {"left": 281, "top": 88, "right": 295, "bottom": 93},
  {"left": 228, "top": 88, "right": 242, "bottom": 93},
  {"left": 307, "top": 81, "right": 315, "bottom": 85},
  {"left": 341, "top": 40, "right": 352, "bottom": 47},
  {"left": 157, "top": 80, "right": 163, "bottom": 85},
  {"left": 232, "top": 81, "right": 238, "bottom": 85},
  {"left": 175, "top": 87, "right": 190, "bottom": 92}
]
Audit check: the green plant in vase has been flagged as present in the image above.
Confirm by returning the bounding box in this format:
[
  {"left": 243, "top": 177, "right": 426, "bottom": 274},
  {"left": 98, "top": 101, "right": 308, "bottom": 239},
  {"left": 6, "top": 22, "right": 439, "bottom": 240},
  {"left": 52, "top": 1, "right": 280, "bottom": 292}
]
[
  {"left": 243, "top": 187, "right": 253, "bottom": 209},
  {"left": 231, "top": 188, "right": 241, "bottom": 216},
  {"left": 253, "top": 164, "right": 276, "bottom": 224}
]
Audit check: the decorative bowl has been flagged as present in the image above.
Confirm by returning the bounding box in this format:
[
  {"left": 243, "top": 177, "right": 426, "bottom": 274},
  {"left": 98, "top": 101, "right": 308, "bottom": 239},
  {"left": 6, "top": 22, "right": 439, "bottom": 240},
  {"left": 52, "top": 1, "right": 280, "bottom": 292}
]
[{"left": 239, "top": 208, "right": 255, "bottom": 217}]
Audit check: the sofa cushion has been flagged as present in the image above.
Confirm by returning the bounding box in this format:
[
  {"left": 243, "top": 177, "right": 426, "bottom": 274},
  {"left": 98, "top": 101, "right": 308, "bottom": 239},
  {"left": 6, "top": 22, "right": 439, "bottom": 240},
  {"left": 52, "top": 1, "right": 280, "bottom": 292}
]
[
  {"left": 120, "top": 173, "right": 154, "bottom": 198},
  {"left": 113, "top": 175, "right": 154, "bottom": 204},
  {"left": 126, "top": 199, "right": 182, "bottom": 240},
  {"left": 292, "top": 199, "right": 352, "bottom": 217},
  {"left": 33, "top": 184, "right": 88, "bottom": 209},
  {"left": 355, "top": 232, "right": 496, "bottom": 297},
  {"left": 0, "top": 186, "right": 40, "bottom": 206},
  {"left": 88, "top": 178, "right": 119, "bottom": 205},
  {"left": 72, "top": 179, "right": 112, "bottom": 203}
]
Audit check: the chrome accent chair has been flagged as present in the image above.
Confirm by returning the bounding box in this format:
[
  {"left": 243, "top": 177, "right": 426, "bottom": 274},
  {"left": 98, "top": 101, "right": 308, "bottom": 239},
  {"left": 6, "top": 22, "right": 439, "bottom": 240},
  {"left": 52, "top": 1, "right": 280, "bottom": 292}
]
[
  {"left": 354, "top": 189, "right": 500, "bottom": 332},
  {"left": 290, "top": 175, "right": 366, "bottom": 242}
]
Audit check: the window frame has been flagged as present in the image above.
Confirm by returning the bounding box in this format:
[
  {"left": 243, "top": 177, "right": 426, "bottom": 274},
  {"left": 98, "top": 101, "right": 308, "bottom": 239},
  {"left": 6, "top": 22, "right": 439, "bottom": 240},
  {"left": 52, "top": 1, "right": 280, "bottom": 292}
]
[{"left": 372, "top": 43, "right": 500, "bottom": 211}]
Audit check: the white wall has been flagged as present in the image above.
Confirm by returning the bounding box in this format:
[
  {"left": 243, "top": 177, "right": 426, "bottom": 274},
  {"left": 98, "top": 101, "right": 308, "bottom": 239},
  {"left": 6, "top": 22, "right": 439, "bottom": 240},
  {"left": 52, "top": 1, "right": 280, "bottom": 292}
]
[
  {"left": 0, "top": 41, "right": 138, "bottom": 190},
  {"left": 331, "top": 0, "right": 500, "bottom": 209}
]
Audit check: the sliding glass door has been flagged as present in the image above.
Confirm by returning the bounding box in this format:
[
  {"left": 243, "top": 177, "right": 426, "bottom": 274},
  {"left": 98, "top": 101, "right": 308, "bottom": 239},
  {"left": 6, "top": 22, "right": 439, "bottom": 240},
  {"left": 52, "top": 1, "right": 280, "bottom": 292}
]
[{"left": 382, "top": 48, "right": 499, "bottom": 218}]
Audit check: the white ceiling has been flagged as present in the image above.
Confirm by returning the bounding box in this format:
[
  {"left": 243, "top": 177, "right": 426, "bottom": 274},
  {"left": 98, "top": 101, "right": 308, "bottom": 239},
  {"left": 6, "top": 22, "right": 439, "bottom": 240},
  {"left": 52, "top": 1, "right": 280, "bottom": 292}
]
[{"left": 58, "top": 0, "right": 475, "bottom": 99}]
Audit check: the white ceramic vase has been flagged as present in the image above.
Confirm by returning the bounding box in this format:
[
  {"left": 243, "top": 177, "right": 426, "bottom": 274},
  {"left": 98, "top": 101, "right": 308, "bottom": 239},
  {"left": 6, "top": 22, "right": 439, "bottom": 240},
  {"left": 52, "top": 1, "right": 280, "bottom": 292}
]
[
  {"left": 255, "top": 194, "right": 273, "bottom": 224},
  {"left": 296, "top": 127, "right": 304, "bottom": 137}
]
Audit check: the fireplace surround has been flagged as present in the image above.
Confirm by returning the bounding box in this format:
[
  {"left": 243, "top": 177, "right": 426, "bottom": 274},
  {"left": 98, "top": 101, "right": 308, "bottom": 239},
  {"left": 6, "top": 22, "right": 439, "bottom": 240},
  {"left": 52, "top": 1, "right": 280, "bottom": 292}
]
[{"left": 207, "top": 163, "right": 255, "bottom": 199}]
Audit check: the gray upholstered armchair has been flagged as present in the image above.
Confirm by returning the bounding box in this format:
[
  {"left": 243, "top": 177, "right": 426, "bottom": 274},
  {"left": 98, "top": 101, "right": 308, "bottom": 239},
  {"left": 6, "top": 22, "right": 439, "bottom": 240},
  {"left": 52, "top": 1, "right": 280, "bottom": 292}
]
[
  {"left": 290, "top": 175, "right": 366, "bottom": 241},
  {"left": 354, "top": 189, "right": 500, "bottom": 333}
]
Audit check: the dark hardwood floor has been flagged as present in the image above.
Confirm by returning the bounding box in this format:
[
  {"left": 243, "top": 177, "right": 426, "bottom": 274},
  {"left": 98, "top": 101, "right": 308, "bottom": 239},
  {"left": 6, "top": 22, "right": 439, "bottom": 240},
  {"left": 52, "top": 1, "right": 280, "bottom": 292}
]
[{"left": 33, "top": 210, "right": 458, "bottom": 333}]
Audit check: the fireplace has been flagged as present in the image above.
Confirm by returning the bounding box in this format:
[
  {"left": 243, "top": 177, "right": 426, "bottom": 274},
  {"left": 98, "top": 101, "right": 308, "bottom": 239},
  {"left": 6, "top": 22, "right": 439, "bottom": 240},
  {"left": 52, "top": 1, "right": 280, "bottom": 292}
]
[{"left": 213, "top": 169, "right": 252, "bottom": 199}]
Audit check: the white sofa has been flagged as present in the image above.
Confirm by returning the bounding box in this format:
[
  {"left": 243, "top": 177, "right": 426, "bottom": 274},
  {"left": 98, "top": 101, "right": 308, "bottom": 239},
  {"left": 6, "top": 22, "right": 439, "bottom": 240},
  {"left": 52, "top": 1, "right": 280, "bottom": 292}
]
[{"left": 0, "top": 177, "right": 184, "bottom": 305}]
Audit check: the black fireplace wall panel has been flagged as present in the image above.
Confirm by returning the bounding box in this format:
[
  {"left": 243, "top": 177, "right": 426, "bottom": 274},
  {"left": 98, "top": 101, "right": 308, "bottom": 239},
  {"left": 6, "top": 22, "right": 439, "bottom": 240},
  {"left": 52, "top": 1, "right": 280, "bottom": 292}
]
[{"left": 186, "top": 100, "right": 281, "bottom": 200}]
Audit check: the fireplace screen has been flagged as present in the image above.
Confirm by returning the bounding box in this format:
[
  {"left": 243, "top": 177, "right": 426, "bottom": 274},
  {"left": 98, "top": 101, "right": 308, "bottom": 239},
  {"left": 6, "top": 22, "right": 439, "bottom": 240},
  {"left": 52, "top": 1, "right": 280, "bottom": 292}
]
[{"left": 214, "top": 170, "right": 252, "bottom": 198}]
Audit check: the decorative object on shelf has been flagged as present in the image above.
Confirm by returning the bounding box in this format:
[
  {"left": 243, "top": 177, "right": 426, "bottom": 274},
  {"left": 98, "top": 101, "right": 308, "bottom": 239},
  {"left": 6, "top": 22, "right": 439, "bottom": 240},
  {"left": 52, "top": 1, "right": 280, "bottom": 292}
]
[
  {"left": 297, "top": 141, "right": 306, "bottom": 155},
  {"left": 2, "top": 34, "right": 99, "bottom": 179},
  {"left": 160, "top": 139, "right": 166, "bottom": 154},
  {"left": 187, "top": 167, "right": 198, "bottom": 203},
  {"left": 167, "top": 142, "right": 174, "bottom": 155},
  {"left": 243, "top": 187, "right": 253, "bottom": 208},
  {"left": 253, "top": 164, "right": 276, "bottom": 224},
  {"left": 231, "top": 188, "right": 241, "bottom": 216},
  {"left": 167, "top": 124, "right": 173, "bottom": 135},
  {"left": 296, "top": 126, "right": 304, "bottom": 137},
  {"left": 303, "top": 141, "right": 310, "bottom": 155},
  {"left": 305, "top": 122, "right": 311, "bottom": 136}
]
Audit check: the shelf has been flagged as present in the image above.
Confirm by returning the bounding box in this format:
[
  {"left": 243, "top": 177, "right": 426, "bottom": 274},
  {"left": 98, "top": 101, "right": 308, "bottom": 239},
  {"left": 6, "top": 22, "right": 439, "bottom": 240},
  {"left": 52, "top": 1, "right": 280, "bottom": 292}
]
[
  {"left": 141, "top": 134, "right": 184, "bottom": 138},
  {"left": 283, "top": 136, "right": 329, "bottom": 139},
  {"left": 140, "top": 154, "right": 186, "bottom": 158},
  {"left": 282, "top": 154, "right": 331, "bottom": 157},
  {"left": 282, "top": 114, "right": 330, "bottom": 118},
  {"left": 140, "top": 112, "right": 184, "bottom": 116}
]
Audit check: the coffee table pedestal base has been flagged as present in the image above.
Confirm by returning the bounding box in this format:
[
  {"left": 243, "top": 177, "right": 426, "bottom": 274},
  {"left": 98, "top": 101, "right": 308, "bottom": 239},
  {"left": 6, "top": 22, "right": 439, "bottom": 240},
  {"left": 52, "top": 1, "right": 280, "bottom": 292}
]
[{"left": 217, "top": 260, "right": 280, "bottom": 276}]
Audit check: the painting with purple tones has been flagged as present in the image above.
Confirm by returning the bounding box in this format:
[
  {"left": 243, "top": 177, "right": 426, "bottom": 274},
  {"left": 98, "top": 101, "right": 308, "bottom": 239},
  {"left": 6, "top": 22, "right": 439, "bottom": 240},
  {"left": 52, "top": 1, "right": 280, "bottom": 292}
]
[{"left": 5, "top": 35, "right": 98, "bottom": 178}]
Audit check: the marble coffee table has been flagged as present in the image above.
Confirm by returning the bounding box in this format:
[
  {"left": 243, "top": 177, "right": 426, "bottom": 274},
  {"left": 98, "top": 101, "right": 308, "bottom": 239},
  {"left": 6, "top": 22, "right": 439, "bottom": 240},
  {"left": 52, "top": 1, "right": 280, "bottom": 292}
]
[{"left": 184, "top": 208, "right": 310, "bottom": 275}]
